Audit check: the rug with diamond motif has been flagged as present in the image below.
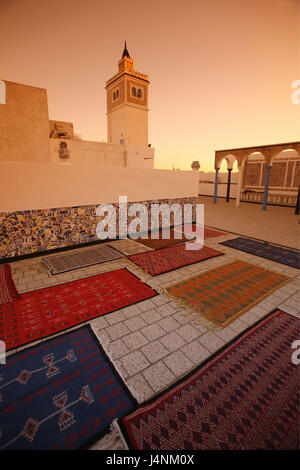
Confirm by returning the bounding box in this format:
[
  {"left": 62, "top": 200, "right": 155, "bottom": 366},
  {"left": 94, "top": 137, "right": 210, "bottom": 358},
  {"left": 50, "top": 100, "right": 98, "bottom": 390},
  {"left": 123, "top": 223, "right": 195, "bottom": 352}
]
[
  {"left": 220, "top": 237, "right": 300, "bottom": 269},
  {"left": 164, "top": 260, "right": 290, "bottom": 327},
  {"left": 120, "top": 310, "right": 300, "bottom": 450},
  {"left": 0, "top": 325, "right": 135, "bottom": 450},
  {"left": 0, "top": 264, "right": 20, "bottom": 305},
  {"left": 42, "top": 244, "right": 123, "bottom": 275},
  {"left": 0, "top": 268, "right": 157, "bottom": 351},
  {"left": 127, "top": 244, "right": 224, "bottom": 276}
]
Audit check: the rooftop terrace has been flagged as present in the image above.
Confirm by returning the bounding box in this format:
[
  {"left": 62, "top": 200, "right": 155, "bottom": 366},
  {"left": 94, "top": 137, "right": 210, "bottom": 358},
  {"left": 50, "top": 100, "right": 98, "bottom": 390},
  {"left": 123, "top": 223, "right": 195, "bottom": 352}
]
[{"left": 2, "top": 198, "right": 299, "bottom": 450}]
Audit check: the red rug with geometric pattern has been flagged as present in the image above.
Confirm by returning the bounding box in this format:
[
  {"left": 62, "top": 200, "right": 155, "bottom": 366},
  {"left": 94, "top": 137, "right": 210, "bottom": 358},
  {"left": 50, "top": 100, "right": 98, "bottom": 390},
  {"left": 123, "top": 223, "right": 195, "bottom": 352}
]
[
  {"left": 120, "top": 310, "right": 300, "bottom": 450},
  {"left": 127, "top": 244, "right": 223, "bottom": 276},
  {"left": 0, "top": 268, "right": 157, "bottom": 351},
  {"left": 173, "top": 225, "right": 227, "bottom": 239},
  {"left": 0, "top": 264, "right": 20, "bottom": 305}
]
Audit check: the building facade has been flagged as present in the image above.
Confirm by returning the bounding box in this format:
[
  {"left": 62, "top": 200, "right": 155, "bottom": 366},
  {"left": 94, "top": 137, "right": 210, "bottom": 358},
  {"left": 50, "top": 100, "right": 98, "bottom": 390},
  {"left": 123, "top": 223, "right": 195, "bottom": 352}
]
[
  {"left": 106, "top": 42, "right": 150, "bottom": 148},
  {"left": 0, "top": 43, "right": 154, "bottom": 169}
]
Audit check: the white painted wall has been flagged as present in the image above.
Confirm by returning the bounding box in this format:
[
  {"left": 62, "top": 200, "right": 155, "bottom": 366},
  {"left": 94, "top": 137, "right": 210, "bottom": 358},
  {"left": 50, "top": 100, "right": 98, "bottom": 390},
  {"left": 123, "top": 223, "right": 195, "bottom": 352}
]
[
  {"left": 0, "top": 162, "right": 199, "bottom": 212},
  {"left": 198, "top": 171, "right": 239, "bottom": 184},
  {"left": 50, "top": 138, "right": 154, "bottom": 169},
  {"left": 198, "top": 182, "right": 237, "bottom": 198},
  {"left": 107, "top": 105, "right": 148, "bottom": 146},
  {"left": 125, "top": 106, "right": 148, "bottom": 146}
]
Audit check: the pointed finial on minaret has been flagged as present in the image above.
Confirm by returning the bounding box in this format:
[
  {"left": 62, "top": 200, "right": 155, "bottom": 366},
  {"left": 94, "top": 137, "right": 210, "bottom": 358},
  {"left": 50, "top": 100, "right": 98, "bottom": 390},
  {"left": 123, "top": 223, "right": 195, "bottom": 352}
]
[{"left": 121, "top": 40, "right": 130, "bottom": 59}]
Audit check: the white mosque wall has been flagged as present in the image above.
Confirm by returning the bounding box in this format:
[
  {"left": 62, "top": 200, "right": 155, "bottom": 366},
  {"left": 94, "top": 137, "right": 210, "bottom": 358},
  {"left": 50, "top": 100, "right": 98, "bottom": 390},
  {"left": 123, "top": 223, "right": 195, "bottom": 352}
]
[{"left": 107, "top": 105, "right": 148, "bottom": 147}]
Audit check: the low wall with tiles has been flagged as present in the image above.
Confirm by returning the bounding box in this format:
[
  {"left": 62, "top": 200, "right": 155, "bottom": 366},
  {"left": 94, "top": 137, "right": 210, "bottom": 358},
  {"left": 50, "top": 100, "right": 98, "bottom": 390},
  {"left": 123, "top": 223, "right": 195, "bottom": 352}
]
[
  {"left": 0, "top": 197, "right": 196, "bottom": 259},
  {"left": 0, "top": 161, "right": 198, "bottom": 259}
]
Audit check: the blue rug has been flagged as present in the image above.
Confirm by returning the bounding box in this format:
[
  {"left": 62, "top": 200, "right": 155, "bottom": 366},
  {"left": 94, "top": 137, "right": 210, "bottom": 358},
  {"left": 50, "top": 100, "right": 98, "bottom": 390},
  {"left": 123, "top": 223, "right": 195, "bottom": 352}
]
[
  {"left": 0, "top": 326, "right": 135, "bottom": 450},
  {"left": 220, "top": 237, "right": 300, "bottom": 269}
]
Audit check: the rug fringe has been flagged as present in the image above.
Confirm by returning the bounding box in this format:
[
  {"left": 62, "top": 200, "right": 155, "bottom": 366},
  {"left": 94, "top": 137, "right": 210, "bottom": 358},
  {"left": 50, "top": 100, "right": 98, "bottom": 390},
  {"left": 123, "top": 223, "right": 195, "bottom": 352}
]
[
  {"left": 88, "top": 420, "right": 129, "bottom": 450},
  {"left": 182, "top": 309, "right": 220, "bottom": 331},
  {"left": 40, "top": 258, "right": 53, "bottom": 277},
  {"left": 162, "top": 290, "right": 220, "bottom": 331},
  {"left": 111, "top": 419, "right": 129, "bottom": 450}
]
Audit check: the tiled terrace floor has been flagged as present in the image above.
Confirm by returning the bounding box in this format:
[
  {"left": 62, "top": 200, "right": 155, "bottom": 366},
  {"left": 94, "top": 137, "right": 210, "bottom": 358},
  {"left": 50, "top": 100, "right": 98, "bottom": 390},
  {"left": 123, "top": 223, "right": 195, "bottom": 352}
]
[
  {"left": 198, "top": 196, "right": 299, "bottom": 249},
  {"left": 4, "top": 200, "right": 300, "bottom": 450}
]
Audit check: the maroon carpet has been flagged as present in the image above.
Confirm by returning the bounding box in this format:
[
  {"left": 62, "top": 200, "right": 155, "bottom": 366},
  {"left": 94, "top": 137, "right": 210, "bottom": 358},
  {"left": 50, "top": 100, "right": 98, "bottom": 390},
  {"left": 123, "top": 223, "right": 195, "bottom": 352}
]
[
  {"left": 127, "top": 244, "right": 223, "bottom": 276},
  {"left": 0, "top": 264, "right": 20, "bottom": 305},
  {"left": 174, "top": 225, "right": 227, "bottom": 239},
  {"left": 121, "top": 310, "right": 300, "bottom": 450}
]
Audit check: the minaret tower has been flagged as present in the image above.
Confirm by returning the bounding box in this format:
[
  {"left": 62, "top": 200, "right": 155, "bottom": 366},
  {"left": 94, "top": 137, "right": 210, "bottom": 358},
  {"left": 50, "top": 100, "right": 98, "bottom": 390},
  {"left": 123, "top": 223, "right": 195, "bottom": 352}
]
[{"left": 105, "top": 42, "right": 150, "bottom": 146}]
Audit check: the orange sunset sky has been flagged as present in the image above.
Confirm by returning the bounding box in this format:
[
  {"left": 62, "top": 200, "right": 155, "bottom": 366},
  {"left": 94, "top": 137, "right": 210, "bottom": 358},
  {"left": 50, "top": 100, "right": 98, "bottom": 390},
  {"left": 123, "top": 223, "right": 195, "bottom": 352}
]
[{"left": 0, "top": 0, "right": 299, "bottom": 171}]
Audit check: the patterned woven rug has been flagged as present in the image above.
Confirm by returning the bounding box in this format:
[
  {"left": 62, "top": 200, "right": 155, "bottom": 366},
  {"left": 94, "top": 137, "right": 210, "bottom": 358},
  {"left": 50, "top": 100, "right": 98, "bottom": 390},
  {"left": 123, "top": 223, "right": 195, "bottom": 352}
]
[
  {"left": 120, "top": 310, "right": 300, "bottom": 450},
  {"left": 173, "top": 225, "right": 227, "bottom": 239},
  {"left": 165, "top": 260, "right": 290, "bottom": 327},
  {"left": 0, "top": 264, "right": 20, "bottom": 305},
  {"left": 42, "top": 244, "right": 123, "bottom": 275},
  {"left": 136, "top": 229, "right": 191, "bottom": 249},
  {"left": 220, "top": 237, "right": 300, "bottom": 269},
  {"left": 0, "top": 326, "right": 135, "bottom": 450},
  {"left": 0, "top": 269, "right": 157, "bottom": 351},
  {"left": 128, "top": 244, "right": 223, "bottom": 276}
]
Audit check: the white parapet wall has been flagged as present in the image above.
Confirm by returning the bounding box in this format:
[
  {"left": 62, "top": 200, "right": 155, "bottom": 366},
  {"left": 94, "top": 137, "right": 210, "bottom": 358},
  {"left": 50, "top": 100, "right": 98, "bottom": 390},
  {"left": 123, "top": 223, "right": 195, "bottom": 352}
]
[
  {"left": 0, "top": 161, "right": 199, "bottom": 212},
  {"left": 198, "top": 182, "right": 237, "bottom": 198},
  {"left": 50, "top": 139, "right": 155, "bottom": 169}
]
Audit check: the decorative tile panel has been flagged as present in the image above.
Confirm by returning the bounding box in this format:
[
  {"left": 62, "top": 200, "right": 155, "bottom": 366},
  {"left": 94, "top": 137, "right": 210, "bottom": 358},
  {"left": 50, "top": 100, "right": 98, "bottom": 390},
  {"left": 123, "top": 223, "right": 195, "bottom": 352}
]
[{"left": 0, "top": 197, "right": 196, "bottom": 260}]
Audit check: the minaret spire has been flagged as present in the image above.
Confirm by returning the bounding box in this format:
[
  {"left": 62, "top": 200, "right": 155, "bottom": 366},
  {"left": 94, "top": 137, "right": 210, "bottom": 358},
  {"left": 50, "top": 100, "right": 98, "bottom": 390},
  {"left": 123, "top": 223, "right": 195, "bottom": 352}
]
[{"left": 121, "top": 41, "right": 130, "bottom": 59}]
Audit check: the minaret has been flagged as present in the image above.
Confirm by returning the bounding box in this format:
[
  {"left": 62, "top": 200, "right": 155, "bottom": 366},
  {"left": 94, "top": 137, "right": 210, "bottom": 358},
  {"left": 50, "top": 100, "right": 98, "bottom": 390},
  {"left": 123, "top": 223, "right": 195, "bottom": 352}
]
[{"left": 105, "top": 42, "right": 150, "bottom": 146}]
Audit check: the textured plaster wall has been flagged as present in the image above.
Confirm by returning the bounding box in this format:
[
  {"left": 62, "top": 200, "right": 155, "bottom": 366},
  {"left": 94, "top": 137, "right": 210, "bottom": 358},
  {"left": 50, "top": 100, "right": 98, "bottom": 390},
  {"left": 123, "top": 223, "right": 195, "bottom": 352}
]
[{"left": 0, "top": 80, "right": 51, "bottom": 162}]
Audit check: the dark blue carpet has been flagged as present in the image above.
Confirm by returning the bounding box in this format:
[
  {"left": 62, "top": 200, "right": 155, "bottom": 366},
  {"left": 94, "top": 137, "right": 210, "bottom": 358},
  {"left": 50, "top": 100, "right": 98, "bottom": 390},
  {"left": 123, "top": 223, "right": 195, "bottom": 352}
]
[
  {"left": 0, "top": 326, "right": 135, "bottom": 449},
  {"left": 220, "top": 237, "right": 299, "bottom": 269}
]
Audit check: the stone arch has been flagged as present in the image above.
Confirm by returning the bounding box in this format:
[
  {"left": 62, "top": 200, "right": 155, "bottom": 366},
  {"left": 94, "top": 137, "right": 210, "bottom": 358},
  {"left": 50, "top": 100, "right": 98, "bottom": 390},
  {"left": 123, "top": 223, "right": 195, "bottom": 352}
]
[
  {"left": 270, "top": 147, "right": 299, "bottom": 165},
  {"left": 215, "top": 152, "right": 238, "bottom": 169},
  {"left": 218, "top": 154, "right": 237, "bottom": 171},
  {"left": 214, "top": 142, "right": 300, "bottom": 208},
  {"left": 268, "top": 149, "right": 300, "bottom": 204},
  {"left": 242, "top": 151, "right": 266, "bottom": 187}
]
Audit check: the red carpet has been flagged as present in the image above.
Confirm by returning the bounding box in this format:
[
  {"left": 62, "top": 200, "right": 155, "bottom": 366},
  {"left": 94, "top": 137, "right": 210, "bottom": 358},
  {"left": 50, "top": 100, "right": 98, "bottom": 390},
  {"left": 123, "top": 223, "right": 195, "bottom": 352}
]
[
  {"left": 121, "top": 310, "right": 300, "bottom": 450},
  {"left": 127, "top": 244, "right": 223, "bottom": 276},
  {"left": 0, "top": 268, "right": 157, "bottom": 351},
  {"left": 0, "top": 264, "right": 20, "bottom": 305},
  {"left": 173, "top": 225, "right": 227, "bottom": 239}
]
